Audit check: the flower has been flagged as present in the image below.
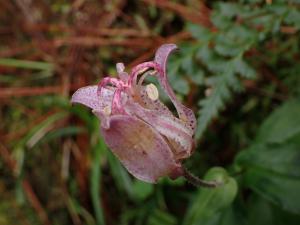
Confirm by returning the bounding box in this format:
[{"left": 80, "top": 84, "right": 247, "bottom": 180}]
[{"left": 71, "top": 44, "right": 196, "bottom": 183}]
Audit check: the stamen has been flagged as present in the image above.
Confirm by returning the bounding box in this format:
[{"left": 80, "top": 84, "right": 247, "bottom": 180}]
[
  {"left": 137, "top": 70, "right": 157, "bottom": 87},
  {"left": 146, "top": 83, "right": 159, "bottom": 101},
  {"left": 137, "top": 67, "right": 150, "bottom": 76},
  {"left": 97, "top": 77, "right": 123, "bottom": 96},
  {"left": 149, "top": 70, "right": 157, "bottom": 76},
  {"left": 112, "top": 88, "right": 126, "bottom": 114},
  {"left": 137, "top": 72, "right": 150, "bottom": 87},
  {"left": 128, "top": 61, "right": 162, "bottom": 87}
]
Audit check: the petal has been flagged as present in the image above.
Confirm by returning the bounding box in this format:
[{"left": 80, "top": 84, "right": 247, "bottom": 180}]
[
  {"left": 71, "top": 85, "right": 114, "bottom": 111},
  {"left": 126, "top": 101, "right": 194, "bottom": 160},
  {"left": 101, "top": 115, "right": 183, "bottom": 183},
  {"left": 129, "top": 86, "right": 174, "bottom": 117},
  {"left": 154, "top": 44, "right": 197, "bottom": 133}
]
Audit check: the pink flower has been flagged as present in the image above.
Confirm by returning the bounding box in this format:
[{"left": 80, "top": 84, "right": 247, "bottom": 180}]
[{"left": 71, "top": 44, "right": 196, "bottom": 183}]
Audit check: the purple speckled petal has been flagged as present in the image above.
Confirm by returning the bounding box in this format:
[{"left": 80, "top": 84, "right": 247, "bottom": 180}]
[
  {"left": 126, "top": 101, "right": 194, "bottom": 160},
  {"left": 71, "top": 85, "right": 114, "bottom": 111},
  {"left": 71, "top": 85, "right": 100, "bottom": 110},
  {"left": 101, "top": 115, "right": 183, "bottom": 183},
  {"left": 127, "top": 86, "right": 174, "bottom": 117},
  {"left": 154, "top": 44, "right": 197, "bottom": 133}
]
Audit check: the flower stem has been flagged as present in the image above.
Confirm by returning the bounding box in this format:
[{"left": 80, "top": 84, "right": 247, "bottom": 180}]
[{"left": 182, "top": 167, "right": 222, "bottom": 188}]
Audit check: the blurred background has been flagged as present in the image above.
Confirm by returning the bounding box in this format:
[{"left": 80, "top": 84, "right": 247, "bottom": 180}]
[{"left": 1, "top": 0, "right": 300, "bottom": 225}]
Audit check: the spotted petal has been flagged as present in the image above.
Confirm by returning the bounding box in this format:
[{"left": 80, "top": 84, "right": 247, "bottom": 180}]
[
  {"left": 154, "top": 44, "right": 197, "bottom": 133},
  {"left": 101, "top": 115, "right": 183, "bottom": 183},
  {"left": 126, "top": 101, "right": 194, "bottom": 160},
  {"left": 71, "top": 85, "right": 114, "bottom": 111}
]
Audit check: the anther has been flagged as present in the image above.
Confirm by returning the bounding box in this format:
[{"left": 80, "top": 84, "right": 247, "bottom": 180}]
[
  {"left": 146, "top": 83, "right": 159, "bottom": 101},
  {"left": 137, "top": 67, "right": 149, "bottom": 75},
  {"left": 149, "top": 70, "right": 157, "bottom": 76}
]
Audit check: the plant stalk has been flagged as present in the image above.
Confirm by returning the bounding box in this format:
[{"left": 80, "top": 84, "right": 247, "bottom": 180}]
[{"left": 182, "top": 166, "right": 222, "bottom": 188}]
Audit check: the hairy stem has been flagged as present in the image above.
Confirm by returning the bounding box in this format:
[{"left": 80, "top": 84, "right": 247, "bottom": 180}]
[{"left": 182, "top": 167, "right": 222, "bottom": 188}]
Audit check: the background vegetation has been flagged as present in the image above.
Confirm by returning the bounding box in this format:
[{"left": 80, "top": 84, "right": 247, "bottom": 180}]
[{"left": 1, "top": 0, "right": 300, "bottom": 225}]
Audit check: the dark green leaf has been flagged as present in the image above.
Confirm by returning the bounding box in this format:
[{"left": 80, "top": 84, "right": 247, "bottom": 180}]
[
  {"left": 131, "top": 180, "right": 154, "bottom": 201},
  {"left": 255, "top": 99, "right": 300, "bottom": 143},
  {"left": 243, "top": 166, "right": 300, "bottom": 214},
  {"left": 236, "top": 141, "right": 300, "bottom": 178},
  {"left": 147, "top": 209, "right": 177, "bottom": 225},
  {"left": 247, "top": 194, "right": 300, "bottom": 225},
  {"left": 235, "top": 99, "right": 300, "bottom": 214}
]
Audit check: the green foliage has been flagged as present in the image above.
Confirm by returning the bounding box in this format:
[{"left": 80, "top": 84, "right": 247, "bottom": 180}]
[
  {"left": 246, "top": 194, "right": 300, "bottom": 225},
  {"left": 167, "top": 1, "right": 300, "bottom": 140},
  {"left": 131, "top": 180, "right": 154, "bottom": 202},
  {"left": 235, "top": 100, "right": 300, "bottom": 214},
  {"left": 90, "top": 137, "right": 106, "bottom": 225},
  {"left": 170, "top": 20, "right": 258, "bottom": 139},
  {"left": 0, "top": 58, "right": 54, "bottom": 71},
  {"left": 254, "top": 99, "right": 300, "bottom": 143},
  {"left": 183, "top": 167, "right": 238, "bottom": 225}
]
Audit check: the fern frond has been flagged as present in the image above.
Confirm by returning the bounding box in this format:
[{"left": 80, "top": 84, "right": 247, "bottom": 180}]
[{"left": 196, "top": 60, "right": 253, "bottom": 140}]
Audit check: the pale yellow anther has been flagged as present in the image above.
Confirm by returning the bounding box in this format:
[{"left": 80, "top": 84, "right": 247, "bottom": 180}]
[
  {"left": 137, "top": 67, "right": 149, "bottom": 76},
  {"left": 149, "top": 70, "right": 157, "bottom": 76},
  {"left": 146, "top": 83, "right": 159, "bottom": 101},
  {"left": 103, "top": 106, "right": 111, "bottom": 116}
]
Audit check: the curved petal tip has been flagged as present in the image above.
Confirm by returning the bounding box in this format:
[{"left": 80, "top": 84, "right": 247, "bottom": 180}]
[
  {"left": 154, "top": 44, "right": 178, "bottom": 66},
  {"left": 71, "top": 85, "right": 100, "bottom": 110}
]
